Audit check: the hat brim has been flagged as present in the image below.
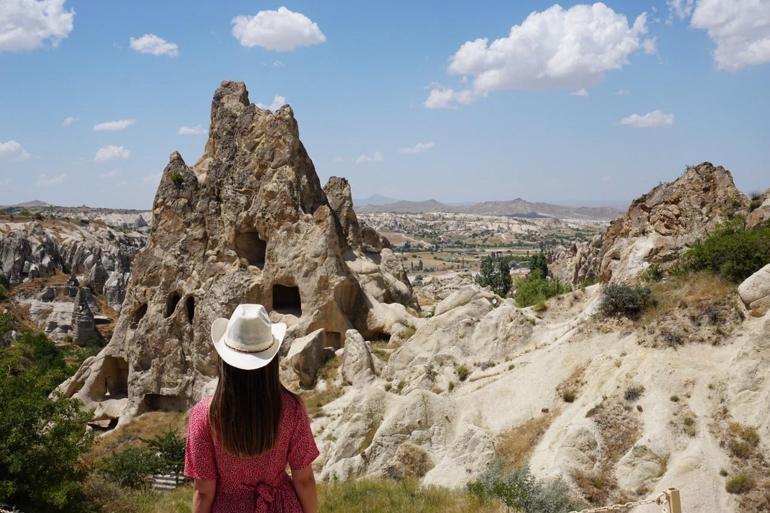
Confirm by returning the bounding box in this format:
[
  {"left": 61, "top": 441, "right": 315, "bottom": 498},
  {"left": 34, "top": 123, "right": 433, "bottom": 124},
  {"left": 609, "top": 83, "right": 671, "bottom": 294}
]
[{"left": 210, "top": 317, "right": 287, "bottom": 371}]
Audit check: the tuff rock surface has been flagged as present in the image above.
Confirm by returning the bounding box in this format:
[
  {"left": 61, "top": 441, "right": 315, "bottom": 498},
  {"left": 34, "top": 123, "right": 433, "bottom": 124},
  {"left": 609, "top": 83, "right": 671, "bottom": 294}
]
[
  {"left": 551, "top": 163, "right": 749, "bottom": 284},
  {"left": 60, "top": 81, "right": 414, "bottom": 424}
]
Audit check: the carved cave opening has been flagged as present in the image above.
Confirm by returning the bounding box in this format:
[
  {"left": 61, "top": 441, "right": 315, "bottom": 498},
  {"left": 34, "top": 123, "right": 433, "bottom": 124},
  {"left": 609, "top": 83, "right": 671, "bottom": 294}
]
[
  {"left": 324, "top": 330, "right": 343, "bottom": 350},
  {"left": 165, "top": 292, "right": 182, "bottom": 318},
  {"left": 185, "top": 296, "right": 195, "bottom": 324},
  {"left": 93, "top": 355, "right": 129, "bottom": 401},
  {"left": 235, "top": 231, "right": 267, "bottom": 268},
  {"left": 141, "top": 393, "right": 188, "bottom": 412},
  {"left": 272, "top": 284, "right": 302, "bottom": 315},
  {"left": 130, "top": 303, "right": 147, "bottom": 329}
]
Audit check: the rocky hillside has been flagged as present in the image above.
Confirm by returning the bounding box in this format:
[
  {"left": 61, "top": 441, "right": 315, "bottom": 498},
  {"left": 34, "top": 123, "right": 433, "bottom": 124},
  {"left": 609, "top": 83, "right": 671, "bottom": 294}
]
[{"left": 551, "top": 163, "right": 750, "bottom": 285}]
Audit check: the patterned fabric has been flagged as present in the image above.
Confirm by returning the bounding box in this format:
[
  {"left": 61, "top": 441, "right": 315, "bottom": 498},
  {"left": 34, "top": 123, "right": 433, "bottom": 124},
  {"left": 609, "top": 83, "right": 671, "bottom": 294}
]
[{"left": 184, "top": 389, "right": 319, "bottom": 513}]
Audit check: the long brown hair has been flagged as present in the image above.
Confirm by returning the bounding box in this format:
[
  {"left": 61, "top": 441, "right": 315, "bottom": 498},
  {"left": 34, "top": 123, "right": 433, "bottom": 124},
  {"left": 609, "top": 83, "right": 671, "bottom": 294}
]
[{"left": 209, "top": 356, "right": 283, "bottom": 457}]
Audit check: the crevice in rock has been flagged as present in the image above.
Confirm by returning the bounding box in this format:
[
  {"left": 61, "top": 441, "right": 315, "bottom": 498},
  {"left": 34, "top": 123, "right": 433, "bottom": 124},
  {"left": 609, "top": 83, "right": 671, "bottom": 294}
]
[
  {"left": 165, "top": 291, "right": 181, "bottom": 318},
  {"left": 324, "top": 330, "right": 343, "bottom": 349},
  {"left": 272, "top": 284, "right": 302, "bottom": 315},
  {"left": 185, "top": 296, "right": 195, "bottom": 324},
  {"left": 130, "top": 303, "right": 147, "bottom": 329},
  {"left": 235, "top": 231, "right": 267, "bottom": 268}
]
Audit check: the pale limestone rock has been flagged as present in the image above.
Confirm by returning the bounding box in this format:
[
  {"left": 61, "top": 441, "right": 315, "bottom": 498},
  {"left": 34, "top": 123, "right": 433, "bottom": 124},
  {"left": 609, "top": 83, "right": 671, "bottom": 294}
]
[
  {"left": 342, "top": 329, "right": 374, "bottom": 385},
  {"left": 287, "top": 329, "right": 335, "bottom": 388},
  {"left": 738, "top": 264, "right": 770, "bottom": 309}
]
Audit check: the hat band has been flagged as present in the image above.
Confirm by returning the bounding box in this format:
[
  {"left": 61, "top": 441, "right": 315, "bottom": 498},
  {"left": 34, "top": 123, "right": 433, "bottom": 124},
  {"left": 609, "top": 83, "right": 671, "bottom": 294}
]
[{"left": 223, "top": 336, "right": 275, "bottom": 354}]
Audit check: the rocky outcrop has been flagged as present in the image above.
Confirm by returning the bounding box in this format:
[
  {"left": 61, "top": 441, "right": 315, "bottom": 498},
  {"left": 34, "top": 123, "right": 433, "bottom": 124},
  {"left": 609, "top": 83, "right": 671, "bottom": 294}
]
[
  {"left": 739, "top": 264, "right": 770, "bottom": 317},
  {"left": 341, "top": 329, "right": 375, "bottom": 385},
  {"left": 0, "top": 219, "right": 145, "bottom": 310},
  {"left": 60, "top": 81, "right": 415, "bottom": 424},
  {"left": 552, "top": 163, "right": 749, "bottom": 284},
  {"left": 747, "top": 189, "right": 770, "bottom": 229},
  {"left": 72, "top": 288, "right": 99, "bottom": 345},
  {"left": 287, "top": 329, "right": 336, "bottom": 388}
]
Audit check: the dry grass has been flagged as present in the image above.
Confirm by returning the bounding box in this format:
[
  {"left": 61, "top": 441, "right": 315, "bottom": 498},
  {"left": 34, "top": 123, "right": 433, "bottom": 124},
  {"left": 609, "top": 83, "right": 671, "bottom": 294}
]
[
  {"left": 496, "top": 409, "right": 557, "bottom": 467},
  {"left": 299, "top": 356, "right": 343, "bottom": 418},
  {"left": 83, "top": 477, "right": 192, "bottom": 513},
  {"left": 645, "top": 272, "right": 735, "bottom": 319},
  {"left": 86, "top": 411, "right": 188, "bottom": 465}
]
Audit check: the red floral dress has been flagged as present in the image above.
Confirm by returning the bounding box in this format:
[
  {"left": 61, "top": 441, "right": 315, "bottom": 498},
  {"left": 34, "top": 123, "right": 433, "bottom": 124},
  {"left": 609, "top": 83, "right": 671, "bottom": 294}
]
[{"left": 184, "top": 390, "right": 319, "bottom": 513}]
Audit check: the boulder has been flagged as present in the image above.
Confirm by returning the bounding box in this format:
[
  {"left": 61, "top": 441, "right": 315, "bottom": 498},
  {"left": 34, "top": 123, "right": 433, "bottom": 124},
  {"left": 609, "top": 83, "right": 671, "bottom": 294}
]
[
  {"left": 342, "top": 329, "right": 375, "bottom": 385},
  {"left": 287, "top": 329, "right": 335, "bottom": 388},
  {"left": 738, "top": 264, "right": 770, "bottom": 316}
]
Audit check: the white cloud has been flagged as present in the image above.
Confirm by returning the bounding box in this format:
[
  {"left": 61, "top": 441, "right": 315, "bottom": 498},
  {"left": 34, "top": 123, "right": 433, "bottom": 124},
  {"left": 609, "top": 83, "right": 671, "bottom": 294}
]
[
  {"left": 620, "top": 110, "right": 675, "bottom": 127},
  {"left": 424, "top": 87, "right": 477, "bottom": 109},
  {"left": 0, "top": 0, "right": 74, "bottom": 52},
  {"left": 615, "top": 88, "right": 630, "bottom": 95},
  {"left": 232, "top": 6, "right": 326, "bottom": 51},
  {"left": 256, "top": 95, "right": 287, "bottom": 111},
  {"left": 93, "top": 119, "right": 135, "bottom": 131},
  {"left": 355, "top": 152, "right": 384, "bottom": 165},
  {"left": 61, "top": 116, "right": 78, "bottom": 127},
  {"left": 691, "top": 0, "right": 770, "bottom": 70},
  {"left": 667, "top": 0, "right": 696, "bottom": 21},
  {"left": 427, "top": 3, "right": 652, "bottom": 107},
  {"left": 94, "top": 145, "right": 130, "bottom": 162},
  {"left": 129, "top": 33, "right": 178, "bottom": 57},
  {"left": 0, "top": 140, "right": 30, "bottom": 160},
  {"left": 570, "top": 88, "right": 589, "bottom": 96},
  {"left": 399, "top": 142, "right": 435, "bottom": 154},
  {"left": 99, "top": 169, "right": 120, "bottom": 180},
  {"left": 178, "top": 125, "right": 207, "bottom": 135},
  {"left": 36, "top": 173, "right": 66, "bottom": 187},
  {"left": 642, "top": 36, "right": 658, "bottom": 54}
]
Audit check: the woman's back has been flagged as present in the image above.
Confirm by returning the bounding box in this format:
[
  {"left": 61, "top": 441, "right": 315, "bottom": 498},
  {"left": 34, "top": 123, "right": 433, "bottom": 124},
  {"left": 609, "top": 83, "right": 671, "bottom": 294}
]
[{"left": 184, "top": 389, "right": 319, "bottom": 513}]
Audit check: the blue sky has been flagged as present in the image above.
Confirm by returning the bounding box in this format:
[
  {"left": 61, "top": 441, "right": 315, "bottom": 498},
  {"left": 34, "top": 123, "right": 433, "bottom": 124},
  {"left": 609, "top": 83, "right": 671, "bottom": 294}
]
[{"left": 1, "top": 0, "right": 769, "bottom": 208}]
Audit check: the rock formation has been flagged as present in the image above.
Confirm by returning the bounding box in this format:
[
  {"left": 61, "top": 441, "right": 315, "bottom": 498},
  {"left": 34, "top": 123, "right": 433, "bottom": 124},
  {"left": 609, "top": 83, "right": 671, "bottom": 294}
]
[
  {"left": 739, "top": 264, "right": 770, "bottom": 317},
  {"left": 551, "top": 163, "right": 749, "bottom": 284},
  {"left": 61, "top": 81, "right": 415, "bottom": 424}
]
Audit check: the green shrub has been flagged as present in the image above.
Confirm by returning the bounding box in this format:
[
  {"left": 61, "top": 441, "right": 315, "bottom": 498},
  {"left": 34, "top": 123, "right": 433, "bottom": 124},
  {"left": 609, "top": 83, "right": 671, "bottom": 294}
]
[
  {"left": 678, "top": 219, "right": 770, "bottom": 282},
  {"left": 639, "top": 263, "right": 664, "bottom": 283},
  {"left": 145, "top": 430, "right": 185, "bottom": 482},
  {"left": 0, "top": 332, "right": 92, "bottom": 512},
  {"left": 170, "top": 170, "right": 184, "bottom": 186},
  {"left": 99, "top": 446, "right": 159, "bottom": 489},
  {"left": 468, "top": 462, "right": 578, "bottom": 513},
  {"left": 0, "top": 284, "right": 7, "bottom": 301},
  {"left": 456, "top": 364, "right": 470, "bottom": 382},
  {"left": 562, "top": 389, "right": 576, "bottom": 403},
  {"left": 515, "top": 275, "right": 571, "bottom": 308},
  {"left": 599, "top": 284, "right": 652, "bottom": 319},
  {"left": 725, "top": 474, "right": 754, "bottom": 494}
]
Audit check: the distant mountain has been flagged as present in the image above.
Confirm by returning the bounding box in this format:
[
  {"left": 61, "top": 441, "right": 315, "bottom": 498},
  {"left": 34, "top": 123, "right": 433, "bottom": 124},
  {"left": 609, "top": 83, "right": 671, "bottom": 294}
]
[
  {"left": 13, "top": 200, "right": 51, "bottom": 208},
  {"left": 357, "top": 196, "right": 623, "bottom": 220},
  {"left": 353, "top": 194, "right": 401, "bottom": 206}
]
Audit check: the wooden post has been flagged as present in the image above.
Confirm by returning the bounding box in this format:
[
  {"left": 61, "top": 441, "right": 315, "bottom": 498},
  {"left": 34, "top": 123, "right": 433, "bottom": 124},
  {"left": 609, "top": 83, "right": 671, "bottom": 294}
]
[{"left": 666, "top": 488, "right": 683, "bottom": 513}]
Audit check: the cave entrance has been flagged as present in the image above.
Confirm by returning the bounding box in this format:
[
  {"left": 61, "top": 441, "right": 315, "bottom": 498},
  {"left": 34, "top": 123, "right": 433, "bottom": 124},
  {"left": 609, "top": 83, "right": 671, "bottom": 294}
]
[
  {"left": 324, "top": 331, "right": 343, "bottom": 349},
  {"left": 235, "top": 231, "right": 267, "bottom": 268},
  {"left": 185, "top": 296, "right": 195, "bottom": 324},
  {"left": 130, "top": 303, "right": 147, "bottom": 329},
  {"left": 165, "top": 292, "right": 181, "bottom": 318},
  {"left": 94, "top": 355, "right": 129, "bottom": 400},
  {"left": 272, "top": 284, "right": 302, "bottom": 315},
  {"left": 141, "top": 393, "right": 188, "bottom": 412}
]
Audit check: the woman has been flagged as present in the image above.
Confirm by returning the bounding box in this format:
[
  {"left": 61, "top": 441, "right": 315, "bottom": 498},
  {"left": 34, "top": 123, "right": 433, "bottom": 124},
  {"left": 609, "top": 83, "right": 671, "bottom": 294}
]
[{"left": 184, "top": 304, "right": 319, "bottom": 513}]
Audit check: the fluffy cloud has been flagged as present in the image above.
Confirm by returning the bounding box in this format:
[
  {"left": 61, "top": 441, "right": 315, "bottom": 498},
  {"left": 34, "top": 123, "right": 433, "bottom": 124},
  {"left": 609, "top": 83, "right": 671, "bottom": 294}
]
[
  {"left": 426, "top": 3, "right": 652, "bottom": 108},
  {"left": 424, "top": 88, "right": 477, "bottom": 109},
  {"left": 398, "top": 142, "right": 435, "bottom": 154},
  {"left": 93, "top": 119, "right": 135, "bottom": 131},
  {"left": 129, "top": 34, "right": 178, "bottom": 57},
  {"left": 232, "top": 6, "right": 326, "bottom": 51},
  {"left": 667, "top": 0, "right": 696, "bottom": 21},
  {"left": 0, "top": 0, "right": 74, "bottom": 52},
  {"left": 355, "top": 152, "right": 384, "bottom": 165},
  {"left": 256, "top": 95, "right": 287, "bottom": 111},
  {"left": 570, "top": 88, "right": 589, "bottom": 96},
  {"left": 36, "top": 173, "right": 66, "bottom": 187},
  {"left": 178, "top": 125, "right": 207, "bottom": 135},
  {"left": 94, "top": 145, "right": 130, "bottom": 162},
  {"left": 61, "top": 116, "right": 78, "bottom": 127},
  {"left": 620, "top": 110, "right": 675, "bottom": 127},
  {"left": 691, "top": 0, "right": 770, "bottom": 70},
  {"left": 0, "top": 140, "right": 30, "bottom": 160}
]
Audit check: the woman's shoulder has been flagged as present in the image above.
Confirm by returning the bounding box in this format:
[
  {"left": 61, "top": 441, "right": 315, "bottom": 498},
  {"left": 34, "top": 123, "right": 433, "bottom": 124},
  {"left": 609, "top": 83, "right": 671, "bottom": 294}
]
[
  {"left": 188, "top": 396, "right": 213, "bottom": 426},
  {"left": 281, "top": 388, "right": 306, "bottom": 417}
]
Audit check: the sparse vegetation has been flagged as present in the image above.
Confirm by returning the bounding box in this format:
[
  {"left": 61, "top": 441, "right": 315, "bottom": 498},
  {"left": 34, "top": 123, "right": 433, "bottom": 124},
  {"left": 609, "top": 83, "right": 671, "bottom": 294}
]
[
  {"left": 476, "top": 253, "right": 513, "bottom": 297},
  {"left": 677, "top": 218, "right": 770, "bottom": 282},
  {"left": 726, "top": 474, "right": 755, "bottom": 494},
  {"left": 624, "top": 385, "right": 645, "bottom": 402},
  {"left": 600, "top": 284, "right": 652, "bottom": 319},
  {"left": 468, "top": 462, "right": 579, "bottom": 513},
  {"left": 301, "top": 356, "right": 343, "bottom": 417},
  {"left": 496, "top": 411, "right": 556, "bottom": 467},
  {"left": 456, "top": 364, "right": 470, "bottom": 381},
  {"left": 562, "top": 389, "right": 576, "bottom": 403},
  {"left": 169, "top": 170, "right": 184, "bottom": 186},
  {"left": 0, "top": 283, "right": 7, "bottom": 301},
  {"left": 514, "top": 274, "right": 571, "bottom": 308}
]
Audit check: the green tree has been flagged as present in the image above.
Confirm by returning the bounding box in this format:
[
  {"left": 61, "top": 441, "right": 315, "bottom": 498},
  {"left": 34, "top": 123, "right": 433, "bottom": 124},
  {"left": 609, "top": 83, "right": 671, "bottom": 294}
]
[
  {"left": 0, "top": 331, "right": 92, "bottom": 513},
  {"left": 528, "top": 252, "right": 549, "bottom": 279},
  {"left": 146, "top": 430, "right": 186, "bottom": 484},
  {"left": 476, "top": 254, "right": 513, "bottom": 297}
]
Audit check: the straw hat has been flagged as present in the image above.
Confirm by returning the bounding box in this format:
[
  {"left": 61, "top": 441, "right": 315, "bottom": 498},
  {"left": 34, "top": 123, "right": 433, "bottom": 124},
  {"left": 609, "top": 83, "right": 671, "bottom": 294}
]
[{"left": 210, "top": 304, "right": 287, "bottom": 370}]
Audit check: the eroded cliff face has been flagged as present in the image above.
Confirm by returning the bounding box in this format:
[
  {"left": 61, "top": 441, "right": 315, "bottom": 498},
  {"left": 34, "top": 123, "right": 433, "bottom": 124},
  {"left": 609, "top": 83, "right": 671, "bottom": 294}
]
[
  {"left": 551, "top": 162, "right": 749, "bottom": 285},
  {"left": 61, "top": 81, "right": 414, "bottom": 424}
]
